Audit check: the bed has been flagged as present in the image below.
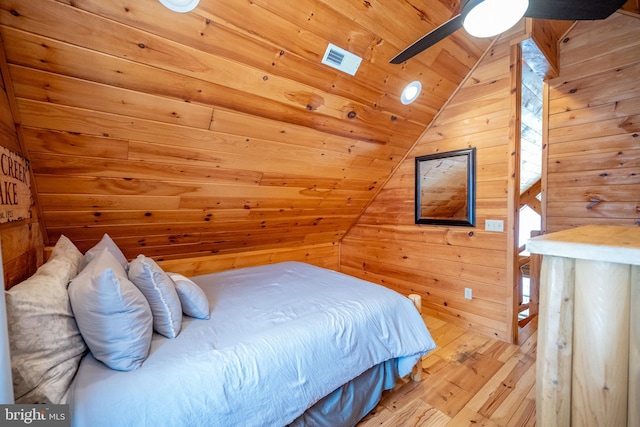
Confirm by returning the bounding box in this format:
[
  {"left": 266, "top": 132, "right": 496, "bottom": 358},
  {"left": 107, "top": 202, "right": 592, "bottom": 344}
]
[{"left": 5, "top": 234, "right": 436, "bottom": 426}]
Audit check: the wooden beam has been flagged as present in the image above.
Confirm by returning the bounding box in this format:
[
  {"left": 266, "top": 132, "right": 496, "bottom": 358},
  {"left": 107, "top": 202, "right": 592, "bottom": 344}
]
[
  {"left": 528, "top": 19, "right": 574, "bottom": 79},
  {"left": 520, "top": 178, "right": 542, "bottom": 215}
]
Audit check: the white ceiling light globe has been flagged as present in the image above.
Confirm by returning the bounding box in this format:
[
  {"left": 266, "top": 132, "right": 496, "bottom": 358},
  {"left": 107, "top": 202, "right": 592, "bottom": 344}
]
[
  {"left": 463, "top": 0, "right": 529, "bottom": 38},
  {"left": 159, "top": 0, "right": 200, "bottom": 13}
]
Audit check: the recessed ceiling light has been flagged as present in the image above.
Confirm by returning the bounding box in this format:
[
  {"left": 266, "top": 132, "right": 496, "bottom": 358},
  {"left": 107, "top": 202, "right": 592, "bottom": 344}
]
[
  {"left": 401, "top": 81, "right": 422, "bottom": 105},
  {"left": 159, "top": 0, "right": 200, "bottom": 13}
]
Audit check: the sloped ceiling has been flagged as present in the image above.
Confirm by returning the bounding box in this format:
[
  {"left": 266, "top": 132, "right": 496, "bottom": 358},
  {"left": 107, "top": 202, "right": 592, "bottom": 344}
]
[{"left": 0, "top": 0, "right": 492, "bottom": 260}]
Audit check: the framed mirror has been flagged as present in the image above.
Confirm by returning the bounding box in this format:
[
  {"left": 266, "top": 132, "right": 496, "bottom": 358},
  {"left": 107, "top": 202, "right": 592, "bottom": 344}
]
[{"left": 415, "top": 148, "right": 476, "bottom": 227}]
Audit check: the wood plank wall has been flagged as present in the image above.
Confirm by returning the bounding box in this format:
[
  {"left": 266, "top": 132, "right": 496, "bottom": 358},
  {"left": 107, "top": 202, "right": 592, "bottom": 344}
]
[
  {"left": 546, "top": 12, "right": 640, "bottom": 232},
  {"left": 157, "top": 242, "right": 338, "bottom": 277},
  {"left": 341, "top": 28, "right": 526, "bottom": 342},
  {"left": 0, "top": 36, "right": 43, "bottom": 289},
  {"left": 0, "top": 0, "right": 490, "bottom": 263}
]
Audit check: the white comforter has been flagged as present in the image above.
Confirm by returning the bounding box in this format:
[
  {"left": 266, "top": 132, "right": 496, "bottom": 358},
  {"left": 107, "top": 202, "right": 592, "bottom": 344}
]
[{"left": 70, "top": 262, "right": 436, "bottom": 426}]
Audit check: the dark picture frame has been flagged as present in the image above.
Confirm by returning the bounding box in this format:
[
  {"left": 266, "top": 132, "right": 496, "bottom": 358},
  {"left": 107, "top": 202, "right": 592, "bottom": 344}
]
[{"left": 415, "top": 148, "right": 476, "bottom": 227}]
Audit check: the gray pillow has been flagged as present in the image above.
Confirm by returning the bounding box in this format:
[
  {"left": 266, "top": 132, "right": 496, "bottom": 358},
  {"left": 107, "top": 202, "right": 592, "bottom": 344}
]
[
  {"left": 5, "top": 235, "right": 86, "bottom": 404},
  {"left": 69, "top": 248, "right": 153, "bottom": 371},
  {"left": 79, "top": 233, "right": 128, "bottom": 272},
  {"left": 129, "top": 255, "right": 182, "bottom": 338},
  {"left": 168, "top": 273, "right": 210, "bottom": 320}
]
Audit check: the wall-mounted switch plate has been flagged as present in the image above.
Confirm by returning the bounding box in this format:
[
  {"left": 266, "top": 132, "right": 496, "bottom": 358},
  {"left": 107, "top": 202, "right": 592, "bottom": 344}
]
[
  {"left": 464, "top": 288, "right": 472, "bottom": 300},
  {"left": 485, "top": 219, "right": 504, "bottom": 232}
]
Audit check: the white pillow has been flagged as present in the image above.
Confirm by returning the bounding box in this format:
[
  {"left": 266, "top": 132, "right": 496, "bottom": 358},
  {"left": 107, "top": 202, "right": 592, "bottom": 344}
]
[
  {"left": 128, "top": 255, "right": 182, "bottom": 338},
  {"left": 168, "top": 273, "right": 210, "bottom": 320},
  {"left": 79, "top": 233, "right": 128, "bottom": 272},
  {"left": 5, "top": 235, "right": 86, "bottom": 404},
  {"left": 69, "top": 248, "right": 153, "bottom": 371}
]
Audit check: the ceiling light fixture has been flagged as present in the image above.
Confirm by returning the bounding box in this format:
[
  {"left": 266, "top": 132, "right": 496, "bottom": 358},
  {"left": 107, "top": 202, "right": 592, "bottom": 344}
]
[
  {"left": 401, "top": 81, "right": 422, "bottom": 105},
  {"left": 159, "top": 0, "right": 200, "bottom": 13},
  {"left": 462, "top": 0, "right": 529, "bottom": 38}
]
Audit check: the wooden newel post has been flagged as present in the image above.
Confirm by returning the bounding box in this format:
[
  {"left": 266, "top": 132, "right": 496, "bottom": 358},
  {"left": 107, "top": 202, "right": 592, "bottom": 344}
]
[
  {"left": 528, "top": 225, "right": 640, "bottom": 427},
  {"left": 536, "top": 255, "right": 574, "bottom": 426},
  {"left": 629, "top": 266, "right": 639, "bottom": 427},
  {"left": 409, "top": 293, "right": 423, "bottom": 382}
]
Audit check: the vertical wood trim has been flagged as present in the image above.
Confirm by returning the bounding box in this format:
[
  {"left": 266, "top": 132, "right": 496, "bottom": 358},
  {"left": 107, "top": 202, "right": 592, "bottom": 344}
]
[
  {"left": 541, "top": 80, "right": 550, "bottom": 234},
  {"left": 508, "top": 43, "right": 522, "bottom": 344},
  {"left": 0, "top": 33, "right": 47, "bottom": 245}
]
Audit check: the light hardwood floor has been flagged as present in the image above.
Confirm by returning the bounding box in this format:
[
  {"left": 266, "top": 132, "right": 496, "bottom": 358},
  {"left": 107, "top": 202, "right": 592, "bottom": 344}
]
[{"left": 358, "top": 315, "right": 538, "bottom": 426}]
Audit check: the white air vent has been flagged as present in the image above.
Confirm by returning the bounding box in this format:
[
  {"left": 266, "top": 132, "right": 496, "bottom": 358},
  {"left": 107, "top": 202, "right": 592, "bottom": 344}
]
[{"left": 321, "top": 43, "right": 362, "bottom": 76}]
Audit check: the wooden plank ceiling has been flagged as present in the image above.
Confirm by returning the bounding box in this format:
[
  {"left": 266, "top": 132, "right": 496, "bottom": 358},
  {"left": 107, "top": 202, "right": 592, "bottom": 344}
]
[{"left": 0, "top": 0, "right": 491, "bottom": 260}]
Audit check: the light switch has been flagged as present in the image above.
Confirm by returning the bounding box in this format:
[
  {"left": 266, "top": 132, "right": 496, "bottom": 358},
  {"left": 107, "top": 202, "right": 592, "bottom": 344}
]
[{"left": 485, "top": 219, "right": 504, "bottom": 232}]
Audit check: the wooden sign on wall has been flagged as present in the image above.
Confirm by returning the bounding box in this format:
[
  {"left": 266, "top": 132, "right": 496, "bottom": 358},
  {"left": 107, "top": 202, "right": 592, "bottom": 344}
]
[{"left": 0, "top": 147, "right": 31, "bottom": 223}]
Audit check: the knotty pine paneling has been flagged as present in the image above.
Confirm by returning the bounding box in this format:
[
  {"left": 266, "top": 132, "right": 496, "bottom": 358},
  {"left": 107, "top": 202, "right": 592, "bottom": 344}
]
[
  {"left": 341, "top": 31, "right": 522, "bottom": 342},
  {"left": 157, "top": 242, "right": 339, "bottom": 277},
  {"left": 546, "top": 12, "right": 640, "bottom": 233},
  {"left": 0, "top": 0, "right": 491, "bottom": 262},
  {"left": 0, "top": 38, "right": 43, "bottom": 289}
]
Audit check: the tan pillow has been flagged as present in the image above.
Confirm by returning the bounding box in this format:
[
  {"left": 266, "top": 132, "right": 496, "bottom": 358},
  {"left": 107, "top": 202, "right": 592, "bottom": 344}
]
[{"left": 5, "top": 235, "right": 87, "bottom": 404}]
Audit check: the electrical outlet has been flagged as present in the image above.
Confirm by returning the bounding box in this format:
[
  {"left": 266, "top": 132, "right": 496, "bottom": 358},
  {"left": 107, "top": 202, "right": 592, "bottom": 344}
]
[
  {"left": 485, "top": 219, "right": 504, "bottom": 232},
  {"left": 464, "top": 288, "right": 472, "bottom": 300}
]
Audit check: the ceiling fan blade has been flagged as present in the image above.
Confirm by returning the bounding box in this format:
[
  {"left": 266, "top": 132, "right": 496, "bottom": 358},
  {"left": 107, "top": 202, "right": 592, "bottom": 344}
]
[
  {"left": 390, "top": 15, "right": 463, "bottom": 64},
  {"left": 524, "top": 0, "right": 628, "bottom": 20}
]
